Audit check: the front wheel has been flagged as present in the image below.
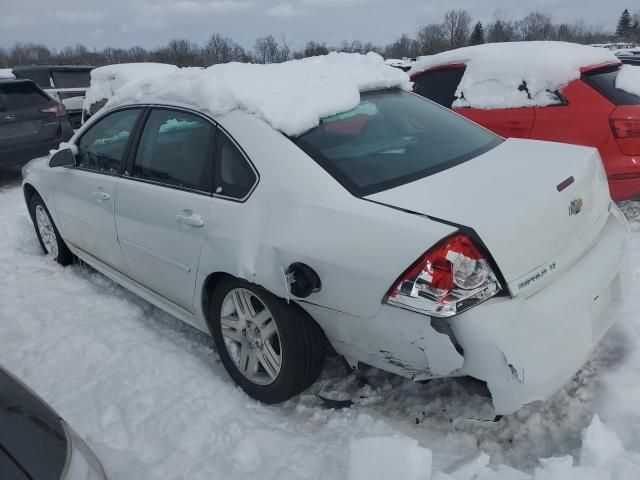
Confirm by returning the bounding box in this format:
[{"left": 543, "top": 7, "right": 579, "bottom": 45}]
[
  {"left": 29, "top": 194, "right": 73, "bottom": 266},
  {"left": 210, "top": 277, "right": 326, "bottom": 403}
]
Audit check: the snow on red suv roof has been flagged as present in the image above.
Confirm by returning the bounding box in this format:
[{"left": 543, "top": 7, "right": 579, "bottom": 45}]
[{"left": 410, "top": 41, "right": 620, "bottom": 109}]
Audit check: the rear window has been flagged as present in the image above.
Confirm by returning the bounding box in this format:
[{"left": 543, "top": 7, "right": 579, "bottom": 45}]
[
  {"left": 582, "top": 66, "right": 640, "bottom": 105},
  {"left": 13, "top": 69, "right": 51, "bottom": 88},
  {"left": 52, "top": 70, "right": 91, "bottom": 89},
  {"left": 0, "top": 82, "right": 52, "bottom": 111},
  {"left": 294, "top": 89, "right": 502, "bottom": 196}
]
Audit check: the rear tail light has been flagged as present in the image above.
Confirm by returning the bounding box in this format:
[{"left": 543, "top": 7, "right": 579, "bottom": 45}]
[
  {"left": 610, "top": 117, "right": 640, "bottom": 155},
  {"left": 41, "top": 103, "right": 68, "bottom": 118},
  {"left": 385, "top": 233, "right": 502, "bottom": 318},
  {"left": 610, "top": 119, "right": 640, "bottom": 138}
]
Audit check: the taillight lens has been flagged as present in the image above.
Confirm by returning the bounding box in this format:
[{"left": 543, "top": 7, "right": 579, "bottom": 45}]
[
  {"left": 385, "top": 233, "right": 502, "bottom": 318},
  {"left": 610, "top": 119, "right": 640, "bottom": 138},
  {"left": 41, "top": 103, "right": 68, "bottom": 118},
  {"left": 610, "top": 117, "right": 640, "bottom": 155}
]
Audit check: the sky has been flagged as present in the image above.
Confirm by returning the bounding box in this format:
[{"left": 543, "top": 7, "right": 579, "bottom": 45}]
[{"left": 0, "top": 0, "right": 634, "bottom": 51}]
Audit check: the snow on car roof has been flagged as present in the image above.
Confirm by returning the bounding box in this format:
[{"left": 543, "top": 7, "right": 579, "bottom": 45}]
[
  {"left": 105, "top": 53, "right": 410, "bottom": 136},
  {"left": 410, "top": 41, "right": 620, "bottom": 109},
  {"left": 0, "top": 68, "right": 16, "bottom": 79},
  {"left": 83, "top": 63, "right": 179, "bottom": 113}
]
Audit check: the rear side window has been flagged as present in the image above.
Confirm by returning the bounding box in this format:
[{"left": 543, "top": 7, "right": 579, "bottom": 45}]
[
  {"left": 412, "top": 67, "right": 465, "bottom": 108},
  {"left": 214, "top": 130, "right": 257, "bottom": 199},
  {"left": 76, "top": 108, "right": 141, "bottom": 173},
  {"left": 52, "top": 70, "right": 91, "bottom": 89},
  {"left": 295, "top": 89, "right": 502, "bottom": 196},
  {"left": 583, "top": 66, "right": 640, "bottom": 105},
  {"left": 0, "top": 82, "right": 52, "bottom": 111},
  {"left": 133, "top": 109, "right": 214, "bottom": 192}
]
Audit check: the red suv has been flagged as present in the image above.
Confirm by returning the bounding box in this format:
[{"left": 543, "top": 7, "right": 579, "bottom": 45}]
[{"left": 411, "top": 58, "right": 640, "bottom": 200}]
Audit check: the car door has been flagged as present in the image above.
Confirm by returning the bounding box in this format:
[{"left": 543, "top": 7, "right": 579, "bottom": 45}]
[
  {"left": 114, "top": 107, "right": 214, "bottom": 312},
  {"left": 51, "top": 107, "right": 142, "bottom": 272},
  {"left": 455, "top": 107, "right": 535, "bottom": 138}
]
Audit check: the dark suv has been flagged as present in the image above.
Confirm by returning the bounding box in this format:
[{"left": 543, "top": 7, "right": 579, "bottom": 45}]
[
  {"left": 0, "top": 78, "right": 73, "bottom": 168},
  {"left": 13, "top": 65, "right": 93, "bottom": 128}
]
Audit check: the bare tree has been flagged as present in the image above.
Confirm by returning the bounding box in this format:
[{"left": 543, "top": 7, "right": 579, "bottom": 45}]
[
  {"left": 486, "top": 9, "right": 517, "bottom": 43},
  {"left": 517, "top": 12, "right": 555, "bottom": 41},
  {"left": 417, "top": 23, "right": 448, "bottom": 55},
  {"left": 253, "top": 35, "right": 280, "bottom": 64},
  {"left": 384, "top": 34, "right": 419, "bottom": 58},
  {"left": 203, "top": 34, "right": 247, "bottom": 65},
  {"left": 153, "top": 39, "right": 201, "bottom": 66},
  {"left": 302, "top": 41, "right": 329, "bottom": 58},
  {"left": 443, "top": 9, "right": 472, "bottom": 49}
]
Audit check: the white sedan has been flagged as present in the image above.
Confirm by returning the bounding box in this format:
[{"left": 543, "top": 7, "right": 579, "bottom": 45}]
[{"left": 21, "top": 55, "right": 631, "bottom": 414}]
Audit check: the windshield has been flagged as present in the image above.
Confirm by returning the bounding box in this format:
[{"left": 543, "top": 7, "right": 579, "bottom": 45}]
[{"left": 294, "top": 89, "right": 502, "bottom": 196}]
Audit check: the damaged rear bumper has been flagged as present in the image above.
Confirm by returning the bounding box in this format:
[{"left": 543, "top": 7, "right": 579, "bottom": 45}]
[{"left": 449, "top": 207, "right": 631, "bottom": 414}]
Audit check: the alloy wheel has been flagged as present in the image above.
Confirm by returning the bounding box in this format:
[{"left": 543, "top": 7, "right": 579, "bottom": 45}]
[
  {"left": 220, "top": 288, "right": 282, "bottom": 385},
  {"left": 35, "top": 205, "right": 58, "bottom": 259}
]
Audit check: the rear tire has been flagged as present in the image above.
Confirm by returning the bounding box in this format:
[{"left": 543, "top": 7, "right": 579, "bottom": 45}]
[
  {"left": 209, "top": 277, "right": 326, "bottom": 403},
  {"left": 29, "top": 194, "right": 73, "bottom": 266}
]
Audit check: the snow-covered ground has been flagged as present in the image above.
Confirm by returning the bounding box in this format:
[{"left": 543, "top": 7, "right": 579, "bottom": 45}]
[{"left": 1, "top": 171, "right": 640, "bottom": 479}]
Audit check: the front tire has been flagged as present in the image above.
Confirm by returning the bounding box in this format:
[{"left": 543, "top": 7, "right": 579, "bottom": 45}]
[
  {"left": 29, "top": 194, "right": 73, "bottom": 266},
  {"left": 210, "top": 277, "right": 326, "bottom": 403}
]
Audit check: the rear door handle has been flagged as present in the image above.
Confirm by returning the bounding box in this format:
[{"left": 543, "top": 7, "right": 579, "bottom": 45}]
[
  {"left": 92, "top": 191, "right": 110, "bottom": 201},
  {"left": 176, "top": 211, "right": 204, "bottom": 227}
]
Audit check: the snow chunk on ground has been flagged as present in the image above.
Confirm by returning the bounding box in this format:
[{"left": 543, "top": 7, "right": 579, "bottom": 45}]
[
  {"left": 411, "top": 42, "right": 619, "bottom": 109},
  {"left": 615, "top": 64, "right": 640, "bottom": 99},
  {"left": 107, "top": 52, "right": 410, "bottom": 136},
  {"left": 347, "top": 436, "right": 432, "bottom": 480},
  {"left": 82, "top": 63, "right": 179, "bottom": 113},
  {"left": 0, "top": 68, "right": 15, "bottom": 79}
]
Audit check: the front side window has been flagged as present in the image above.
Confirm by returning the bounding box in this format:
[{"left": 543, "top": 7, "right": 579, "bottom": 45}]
[
  {"left": 76, "top": 108, "right": 140, "bottom": 173},
  {"left": 133, "top": 109, "right": 214, "bottom": 191},
  {"left": 213, "top": 130, "right": 257, "bottom": 199},
  {"left": 295, "top": 89, "right": 502, "bottom": 196}
]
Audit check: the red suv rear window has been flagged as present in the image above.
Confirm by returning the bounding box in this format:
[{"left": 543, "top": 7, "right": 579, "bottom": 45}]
[{"left": 582, "top": 66, "right": 640, "bottom": 105}]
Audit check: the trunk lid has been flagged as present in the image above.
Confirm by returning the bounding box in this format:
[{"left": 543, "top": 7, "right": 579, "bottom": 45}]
[{"left": 367, "top": 138, "right": 612, "bottom": 296}]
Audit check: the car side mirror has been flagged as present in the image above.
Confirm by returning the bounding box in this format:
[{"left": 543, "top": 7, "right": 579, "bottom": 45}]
[{"left": 49, "top": 148, "right": 76, "bottom": 168}]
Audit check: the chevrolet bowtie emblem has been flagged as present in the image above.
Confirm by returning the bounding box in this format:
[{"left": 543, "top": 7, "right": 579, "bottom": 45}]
[{"left": 569, "top": 198, "right": 583, "bottom": 216}]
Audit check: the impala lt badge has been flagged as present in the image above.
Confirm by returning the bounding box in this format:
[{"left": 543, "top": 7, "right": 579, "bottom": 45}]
[{"left": 569, "top": 198, "right": 583, "bottom": 216}]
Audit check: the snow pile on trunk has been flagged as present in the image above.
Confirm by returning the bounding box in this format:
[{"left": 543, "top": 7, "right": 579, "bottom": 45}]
[
  {"left": 82, "top": 63, "right": 179, "bottom": 113},
  {"left": 411, "top": 42, "right": 619, "bottom": 109},
  {"left": 106, "top": 52, "right": 411, "bottom": 136},
  {"left": 0, "top": 68, "right": 15, "bottom": 79},
  {"left": 615, "top": 64, "right": 640, "bottom": 98}
]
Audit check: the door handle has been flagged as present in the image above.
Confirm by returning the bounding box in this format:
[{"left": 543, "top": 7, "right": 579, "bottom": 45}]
[
  {"left": 92, "top": 191, "right": 110, "bottom": 201},
  {"left": 176, "top": 211, "right": 204, "bottom": 227}
]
